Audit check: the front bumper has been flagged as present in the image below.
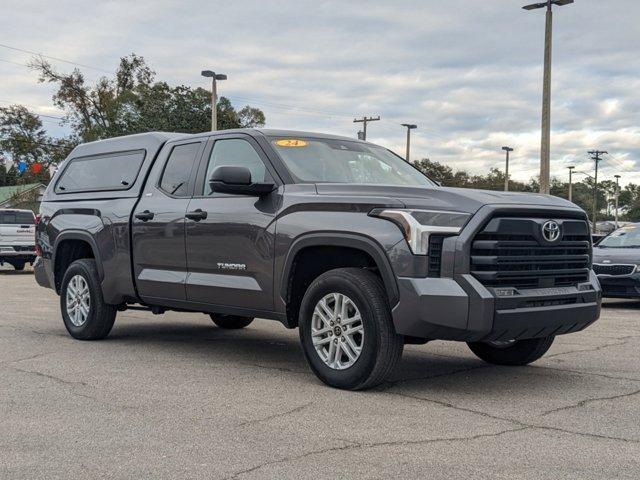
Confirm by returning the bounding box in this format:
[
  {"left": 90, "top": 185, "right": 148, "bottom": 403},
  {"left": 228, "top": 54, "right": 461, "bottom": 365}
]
[
  {"left": 392, "top": 271, "right": 601, "bottom": 342},
  {"left": 597, "top": 274, "right": 640, "bottom": 298},
  {"left": 389, "top": 204, "right": 601, "bottom": 342}
]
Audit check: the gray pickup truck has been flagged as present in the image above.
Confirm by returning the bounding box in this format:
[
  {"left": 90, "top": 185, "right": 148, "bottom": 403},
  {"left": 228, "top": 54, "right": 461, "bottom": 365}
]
[{"left": 34, "top": 129, "right": 601, "bottom": 390}]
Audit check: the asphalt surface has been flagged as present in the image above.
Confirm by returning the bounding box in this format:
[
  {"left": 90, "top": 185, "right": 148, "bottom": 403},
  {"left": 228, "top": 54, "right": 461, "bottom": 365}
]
[{"left": 1, "top": 265, "right": 639, "bottom": 479}]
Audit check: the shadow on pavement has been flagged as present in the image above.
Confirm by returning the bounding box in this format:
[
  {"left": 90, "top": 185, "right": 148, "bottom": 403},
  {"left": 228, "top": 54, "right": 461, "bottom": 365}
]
[
  {"left": 0, "top": 269, "right": 34, "bottom": 275},
  {"left": 103, "top": 319, "right": 569, "bottom": 391},
  {"left": 602, "top": 299, "right": 640, "bottom": 310}
]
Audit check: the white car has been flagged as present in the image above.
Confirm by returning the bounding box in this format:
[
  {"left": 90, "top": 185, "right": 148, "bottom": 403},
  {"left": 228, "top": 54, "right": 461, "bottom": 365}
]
[{"left": 0, "top": 209, "right": 36, "bottom": 271}]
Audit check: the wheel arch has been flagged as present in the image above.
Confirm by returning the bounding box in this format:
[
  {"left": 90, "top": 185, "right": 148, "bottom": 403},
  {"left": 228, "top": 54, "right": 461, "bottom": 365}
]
[
  {"left": 280, "top": 233, "right": 399, "bottom": 328},
  {"left": 52, "top": 231, "right": 103, "bottom": 293}
]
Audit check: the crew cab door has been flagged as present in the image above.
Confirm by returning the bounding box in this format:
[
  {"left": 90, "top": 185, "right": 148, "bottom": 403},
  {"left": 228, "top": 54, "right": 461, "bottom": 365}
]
[
  {"left": 184, "top": 134, "right": 280, "bottom": 311},
  {"left": 131, "top": 139, "right": 205, "bottom": 301}
]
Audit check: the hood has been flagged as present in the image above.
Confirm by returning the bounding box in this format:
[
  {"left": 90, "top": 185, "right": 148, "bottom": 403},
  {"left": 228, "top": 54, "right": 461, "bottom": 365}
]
[
  {"left": 593, "top": 246, "right": 640, "bottom": 264},
  {"left": 315, "top": 184, "right": 580, "bottom": 214}
]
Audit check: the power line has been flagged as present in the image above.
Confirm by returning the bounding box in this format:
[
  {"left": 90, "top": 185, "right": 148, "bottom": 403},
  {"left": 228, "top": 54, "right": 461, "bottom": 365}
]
[
  {"left": 0, "top": 100, "right": 65, "bottom": 122},
  {"left": 588, "top": 150, "right": 607, "bottom": 232},
  {"left": 229, "top": 95, "right": 353, "bottom": 118},
  {"left": 0, "top": 42, "right": 111, "bottom": 73},
  {"left": 0, "top": 57, "right": 29, "bottom": 68},
  {"left": 0, "top": 136, "right": 72, "bottom": 148}
]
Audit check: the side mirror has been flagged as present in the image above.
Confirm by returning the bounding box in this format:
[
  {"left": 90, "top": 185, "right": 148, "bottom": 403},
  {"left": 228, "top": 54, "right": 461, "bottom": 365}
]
[{"left": 209, "top": 166, "right": 275, "bottom": 196}]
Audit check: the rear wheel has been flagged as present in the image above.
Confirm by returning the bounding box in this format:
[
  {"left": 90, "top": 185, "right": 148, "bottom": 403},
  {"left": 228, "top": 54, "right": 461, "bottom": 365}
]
[
  {"left": 11, "top": 260, "right": 25, "bottom": 271},
  {"left": 298, "top": 268, "right": 403, "bottom": 390},
  {"left": 60, "top": 259, "right": 117, "bottom": 340},
  {"left": 209, "top": 314, "right": 254, "bottom": 329},
  {"left": 467, "top": 337, "right": 555, "bottom": 366}
]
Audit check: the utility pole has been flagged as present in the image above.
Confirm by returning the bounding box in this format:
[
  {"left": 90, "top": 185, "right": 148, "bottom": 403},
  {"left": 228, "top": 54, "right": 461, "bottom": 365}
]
[
  {"left": 502, "top": 146, "right": 514, "bottom": 191},
  {"left": 588, "top": 150, "right": 607, "bottom": 234},
  {"left": 201, "top": 70, "right": 227, "bottom": 131},
  {"left": 523, "top": 0, "right": 574, "bottom": 194},
  {"left": 353, "top": 116, "right": 380, "bottom": 141},
  {"left": 614, "top": 174, "right": 621, "bottom": 229},
  {"left": 567, "top": 165, "right": 575, "bottom": 202},
  {"left": 401, "top": 124, "right": 417, "bottom": 162}
]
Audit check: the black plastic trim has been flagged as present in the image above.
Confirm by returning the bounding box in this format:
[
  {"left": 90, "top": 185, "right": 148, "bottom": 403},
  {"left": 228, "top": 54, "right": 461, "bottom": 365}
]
[{"left": 281, "top": 233, "right": 400, "bottom": 307}]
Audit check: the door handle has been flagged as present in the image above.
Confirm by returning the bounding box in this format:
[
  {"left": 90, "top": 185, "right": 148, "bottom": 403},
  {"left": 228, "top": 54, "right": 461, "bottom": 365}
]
[
  {"left": 135, "top": 210, "right": 155, "bottom": 221},
  {"left": 185, "top": 209, "right": 208, "bottom": 221}
]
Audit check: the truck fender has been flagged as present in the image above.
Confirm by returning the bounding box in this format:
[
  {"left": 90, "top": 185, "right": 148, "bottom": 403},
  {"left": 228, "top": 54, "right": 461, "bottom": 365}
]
[
  {"left": 53, "top": 230, "right": 105, "bottom": 281},
  {"left": 280, "top": 233, "right": 399, "bottom": 307}
]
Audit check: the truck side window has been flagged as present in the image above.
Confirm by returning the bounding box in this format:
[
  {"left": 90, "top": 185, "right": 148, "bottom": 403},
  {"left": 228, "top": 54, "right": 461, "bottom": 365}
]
[
  {"left": 159, "top": 143, "right": 201, "bottom": 197},
  {"left": 203, "top": 139, "right": 270, "bottom": 195},
  {"left": 55, "top": 150, "right": 145, "bottom": 193}
]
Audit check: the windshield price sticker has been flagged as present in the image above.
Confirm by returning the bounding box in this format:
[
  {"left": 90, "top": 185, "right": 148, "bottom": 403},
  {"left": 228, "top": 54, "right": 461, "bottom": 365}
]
[{"left": 275, "top": 139, "right": 308, "bottom": 147}]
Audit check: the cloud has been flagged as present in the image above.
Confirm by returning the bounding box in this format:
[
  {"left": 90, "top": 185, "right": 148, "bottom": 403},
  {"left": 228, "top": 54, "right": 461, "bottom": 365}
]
[{"left": 0, "top": 0, "right": 638, "bottom": 184}]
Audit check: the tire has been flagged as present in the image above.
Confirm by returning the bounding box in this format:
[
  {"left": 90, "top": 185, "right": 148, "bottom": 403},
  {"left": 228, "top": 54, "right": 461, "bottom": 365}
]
[
  {"left": 60, "top": 259, "right": 117, "bottom": 340},
  {"left": 467, "top": 336, "right": 555, "bottom": 366},
  {"left": 12, "top": 261, "right": 26, "bottom": 271},
  {"left": 298, "top": 268, "right": 404, "bottom": 390},
  {"left": 209, "top": 314, "right": 254, "bottom": 329}
]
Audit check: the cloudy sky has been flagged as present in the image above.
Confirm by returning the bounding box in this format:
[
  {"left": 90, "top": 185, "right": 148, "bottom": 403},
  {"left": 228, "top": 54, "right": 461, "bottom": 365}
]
[{"left": 1, "top": 0, "right": 639, "bottom": 185}]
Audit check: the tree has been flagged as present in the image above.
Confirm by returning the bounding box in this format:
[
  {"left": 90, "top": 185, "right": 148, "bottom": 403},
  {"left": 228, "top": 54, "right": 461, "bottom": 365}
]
[
  {"left": 621, "top": 184, "right": 640, "bottom": 221},
  {"left": 412, "top": 158, "right": 455, "bottom": 185},
  {"left": 412, "top": 158, "right": 534, "bottom": 192},
  {"left": 31, "top": 54, "right": 265, "bottom": 142},
  {"left": 0, "top": 105, "right": 73, "bottom": 185}
]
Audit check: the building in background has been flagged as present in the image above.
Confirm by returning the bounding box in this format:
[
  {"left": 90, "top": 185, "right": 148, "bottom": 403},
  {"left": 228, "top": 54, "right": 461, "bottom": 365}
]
[{"left": 0, "top": 183, "right": 47, "bottom": 211}]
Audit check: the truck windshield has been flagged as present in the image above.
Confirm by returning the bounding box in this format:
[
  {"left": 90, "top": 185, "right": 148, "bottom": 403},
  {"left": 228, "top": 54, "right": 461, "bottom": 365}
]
[
  {"left": 598, "top": 225, "right": 640, "bottom": 248},
  {"left": 270, "top": 137, "right": 436, "bottom": 187},
  {"left": 0, "top": 211, "right": 35, "bottom": 225}
]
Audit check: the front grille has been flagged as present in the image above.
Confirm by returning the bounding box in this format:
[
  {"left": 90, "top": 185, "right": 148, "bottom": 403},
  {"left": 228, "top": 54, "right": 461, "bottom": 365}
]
[
  {"left": 524, "top": 298, "right": 577, "bottom": 308},
  {"left": 593, "top": 264, "right": 636, "bottom": 276},
  {"left": 470, "top": 216, "right": 591, "bottom": 289},
  {"left": 427, "top": 235, "right": 446, "bottom": 277}
]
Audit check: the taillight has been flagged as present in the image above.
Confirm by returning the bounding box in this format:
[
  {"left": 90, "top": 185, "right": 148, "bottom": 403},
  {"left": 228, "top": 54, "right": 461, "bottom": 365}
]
[{"left": 35, "top": 214, "right": 42, "bottom": 256}]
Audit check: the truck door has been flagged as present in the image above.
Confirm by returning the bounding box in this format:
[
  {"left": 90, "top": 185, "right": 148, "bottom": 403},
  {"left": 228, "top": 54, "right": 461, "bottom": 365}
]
[
  {"left": 184, "top": 134, "right": 280, "bottom": 311},
  {"left": 131, "top": 139, "right": 205, "bottom": 301}
]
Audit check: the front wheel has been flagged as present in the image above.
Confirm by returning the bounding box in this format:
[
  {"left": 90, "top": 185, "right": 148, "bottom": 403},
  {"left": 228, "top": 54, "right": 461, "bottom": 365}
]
[
  {"left": 298, "top": 268, "right": 404, "bottom": 390},
  {"left": 467, "top": 337, "right": 555, "bottom": 366},
  {"left": 60, "top": 259, "right": 117, "bottom": 340}
]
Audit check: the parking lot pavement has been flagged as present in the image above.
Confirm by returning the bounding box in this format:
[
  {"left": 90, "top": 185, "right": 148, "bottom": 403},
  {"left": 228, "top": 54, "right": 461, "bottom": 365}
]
[{"left": 1, "top": 265, "right": 639, "bottom": 479}]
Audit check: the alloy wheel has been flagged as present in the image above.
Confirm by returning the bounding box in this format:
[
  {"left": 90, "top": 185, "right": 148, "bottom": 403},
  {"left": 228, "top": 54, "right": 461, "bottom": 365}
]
[
  {"left": 66, "top": 274, "right": 90, "bottom": 327},
  {"left": 311, "top": 292, "right": 364, "bottom": 370}
]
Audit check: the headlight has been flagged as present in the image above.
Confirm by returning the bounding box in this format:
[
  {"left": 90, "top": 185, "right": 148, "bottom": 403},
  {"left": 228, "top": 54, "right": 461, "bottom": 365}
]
[{"left": 370, "top": 209, "right": 470, "bottom": 255}]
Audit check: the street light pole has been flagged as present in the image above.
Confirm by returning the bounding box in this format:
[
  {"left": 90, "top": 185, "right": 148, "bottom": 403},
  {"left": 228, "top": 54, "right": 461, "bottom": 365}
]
[
  {"left": 523, "top": 0, "right": 574, "bottom": 195},
  {"left": 567, "top": 165, "right": 575, "bottom": 202},
  {"left": 401, "top": 124, "right": 417, "bottom": 162},
  {"left": 201, "top": 70, "right": 227, "bottom": 131},
  {"left": 614, "top": 174, "right": 621, "bottom": 229},
  {"left": 502, "top": 146, "right": 514, "bottom": 191}
]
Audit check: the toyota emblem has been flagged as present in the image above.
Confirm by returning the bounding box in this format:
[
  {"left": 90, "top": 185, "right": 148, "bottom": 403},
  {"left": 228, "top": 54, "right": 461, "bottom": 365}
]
[{"left": 542, "top": 220, "right": 561, "bottom": 242}]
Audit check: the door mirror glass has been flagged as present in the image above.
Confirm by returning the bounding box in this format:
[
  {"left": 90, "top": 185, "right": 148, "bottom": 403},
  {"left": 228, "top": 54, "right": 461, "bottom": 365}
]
[{"left": 209, "top": 166, "right": 274, "bottom": 196}]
